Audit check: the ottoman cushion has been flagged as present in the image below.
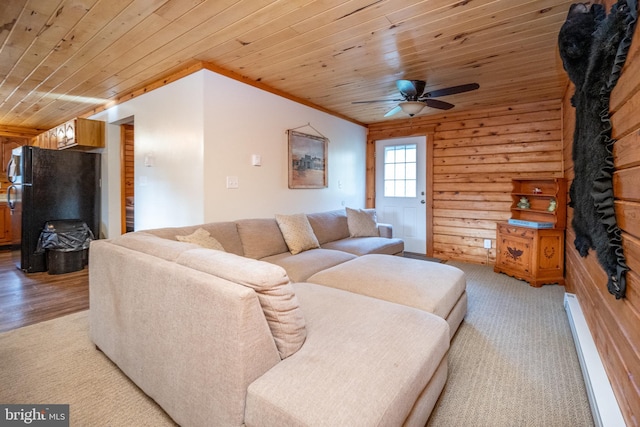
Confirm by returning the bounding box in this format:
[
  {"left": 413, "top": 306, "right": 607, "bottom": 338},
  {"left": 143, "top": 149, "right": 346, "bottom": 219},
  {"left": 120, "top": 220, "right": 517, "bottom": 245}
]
[{"left": 307, "top": 254, "right": 466, "bottom": 326}]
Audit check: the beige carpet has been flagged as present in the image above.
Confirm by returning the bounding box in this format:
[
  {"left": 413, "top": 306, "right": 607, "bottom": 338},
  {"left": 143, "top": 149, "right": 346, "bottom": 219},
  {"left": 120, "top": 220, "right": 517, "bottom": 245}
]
[
  {"left": 428, "top": 261, "right": 593, "bottom": 427},
  {"left": 0, "top": 262, "right": 593, "bottom": 426},
  {"left": 0, "top": 311, "right": 177, "bottom": 426}
]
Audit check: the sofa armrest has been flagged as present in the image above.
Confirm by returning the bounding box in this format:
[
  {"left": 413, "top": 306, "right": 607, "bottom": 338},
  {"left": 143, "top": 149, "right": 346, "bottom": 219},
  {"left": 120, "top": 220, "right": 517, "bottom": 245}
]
[
  {"left": 377, "top": 223, "right": 393, "bottom": 238},
  {"left": 89, "top": 240, "right": 280, "bottom": 426}
]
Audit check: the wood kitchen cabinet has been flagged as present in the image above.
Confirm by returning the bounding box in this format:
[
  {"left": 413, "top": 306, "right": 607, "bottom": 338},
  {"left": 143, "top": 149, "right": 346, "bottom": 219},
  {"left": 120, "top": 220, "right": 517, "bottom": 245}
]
[
  {"left": 494, "top": 178, "right": 567, "bottom": 287},
  {"left": 0, "top": 203, "right": 11, "bottom": 245},
  {"left": 32, "top": 118, "right": 104, "bottom": 151},
  {"left": 55, "top": 118, "right": 104, "bottom": 150},
  {"left": 32, "top": 130, "right": 53, "bottom": 149}
]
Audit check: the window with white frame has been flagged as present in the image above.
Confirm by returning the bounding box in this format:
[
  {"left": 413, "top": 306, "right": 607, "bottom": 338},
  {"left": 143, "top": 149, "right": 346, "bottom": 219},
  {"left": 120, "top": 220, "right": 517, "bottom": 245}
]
[{"left": 383, "top": 144, "right": 417, "bottom": 197}]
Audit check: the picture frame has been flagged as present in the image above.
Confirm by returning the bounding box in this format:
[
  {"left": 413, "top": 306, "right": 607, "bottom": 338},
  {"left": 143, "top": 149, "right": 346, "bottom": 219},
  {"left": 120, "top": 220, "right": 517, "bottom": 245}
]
[{"left": 288, "top": 130, "right": 328, "bottom": 189}]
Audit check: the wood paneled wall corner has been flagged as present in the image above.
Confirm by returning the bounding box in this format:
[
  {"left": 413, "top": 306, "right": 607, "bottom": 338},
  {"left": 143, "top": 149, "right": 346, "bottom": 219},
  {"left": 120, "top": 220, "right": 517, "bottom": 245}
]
[
  {"left": 365, "top": 137, "right": 376, "bottom": 209},
  {"left": 561, "top": 84, "right": 576, "bottom": 295},
  {"left": 562, "top": 0, "right": 640, "bottom": 420}
]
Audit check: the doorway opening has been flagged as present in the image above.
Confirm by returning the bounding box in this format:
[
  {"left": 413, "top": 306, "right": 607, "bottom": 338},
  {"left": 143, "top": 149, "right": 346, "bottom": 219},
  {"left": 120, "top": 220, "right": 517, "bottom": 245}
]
[{"left": 120, "top": 124, "right": 134, "bottom": 233}]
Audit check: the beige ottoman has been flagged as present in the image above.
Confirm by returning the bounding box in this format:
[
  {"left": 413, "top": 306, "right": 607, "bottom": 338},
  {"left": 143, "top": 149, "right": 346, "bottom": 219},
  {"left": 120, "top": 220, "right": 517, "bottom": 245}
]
[{"left": 306, "top": 254, "right": 467, "bottom": 339}]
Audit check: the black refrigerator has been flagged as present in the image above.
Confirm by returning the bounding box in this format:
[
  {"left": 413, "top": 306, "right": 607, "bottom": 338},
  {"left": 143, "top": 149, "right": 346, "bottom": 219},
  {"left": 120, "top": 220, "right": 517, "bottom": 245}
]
[{"left": 6, "top": 146, "right": 101, "bottom": 273}]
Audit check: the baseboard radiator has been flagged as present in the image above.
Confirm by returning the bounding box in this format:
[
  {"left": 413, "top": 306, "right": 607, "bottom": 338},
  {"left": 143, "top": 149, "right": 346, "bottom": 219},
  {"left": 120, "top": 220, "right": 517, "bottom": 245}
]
[{"left": 563, "top": 293, "right": 625, "bottom": 427}]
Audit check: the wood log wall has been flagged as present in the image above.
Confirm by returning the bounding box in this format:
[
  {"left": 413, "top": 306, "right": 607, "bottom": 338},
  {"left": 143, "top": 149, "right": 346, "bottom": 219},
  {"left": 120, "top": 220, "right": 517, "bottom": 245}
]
[
  {"left": 367, "top": 100, "right": 563, "bottom": 265},
  {"left": 562, "top": 0, "right": 640, "bottom": 423}
]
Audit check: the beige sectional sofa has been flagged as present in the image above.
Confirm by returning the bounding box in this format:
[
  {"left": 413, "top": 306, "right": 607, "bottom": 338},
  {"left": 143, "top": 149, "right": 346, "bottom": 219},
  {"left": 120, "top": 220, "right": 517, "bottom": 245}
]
[
  {"left": 89, "top": 208, "right": 466, "bottom": 426},
  {"left": 143, "top": 209, "right": 404, "bottom": 282}
]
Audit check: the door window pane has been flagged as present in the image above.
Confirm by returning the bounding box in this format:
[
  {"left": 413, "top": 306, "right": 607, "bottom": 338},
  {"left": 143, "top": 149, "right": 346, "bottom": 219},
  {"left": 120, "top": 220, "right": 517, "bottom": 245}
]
[
  {"left": 406, "top": 163, "right": 416, "bottom": 180},
  {"left": 383, "top": 144, "right": 417, "bottom": 197}
]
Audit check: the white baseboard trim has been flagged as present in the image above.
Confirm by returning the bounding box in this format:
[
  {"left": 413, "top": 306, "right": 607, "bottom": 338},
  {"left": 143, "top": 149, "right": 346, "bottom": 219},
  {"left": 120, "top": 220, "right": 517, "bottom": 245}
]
[{"left": 564, "top": 293, "right": 625, "bottom": 427}]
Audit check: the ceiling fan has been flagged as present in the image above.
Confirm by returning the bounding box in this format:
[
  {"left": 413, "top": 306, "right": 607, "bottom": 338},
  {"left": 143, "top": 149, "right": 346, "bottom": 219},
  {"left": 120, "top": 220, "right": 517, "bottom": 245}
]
[{"left": 353, "top": 79, "right": 480, "bottom": 117}]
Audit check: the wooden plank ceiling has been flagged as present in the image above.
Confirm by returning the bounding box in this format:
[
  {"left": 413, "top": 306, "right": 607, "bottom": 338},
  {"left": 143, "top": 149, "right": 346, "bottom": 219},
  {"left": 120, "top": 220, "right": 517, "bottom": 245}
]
[{"left": 0, "top": 0, "right": 575, "bottom": 129}]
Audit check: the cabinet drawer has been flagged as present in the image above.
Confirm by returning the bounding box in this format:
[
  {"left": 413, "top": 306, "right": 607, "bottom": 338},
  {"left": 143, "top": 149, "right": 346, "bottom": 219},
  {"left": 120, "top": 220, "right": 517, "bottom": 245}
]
[{"left": 497, "top": 223, "right": 535, "bottom": 238}]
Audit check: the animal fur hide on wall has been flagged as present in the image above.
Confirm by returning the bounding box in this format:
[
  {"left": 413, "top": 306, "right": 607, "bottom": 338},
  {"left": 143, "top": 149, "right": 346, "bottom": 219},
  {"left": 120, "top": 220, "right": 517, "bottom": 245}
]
[{"left": 558, "top": 0, "right": 637, "bottom": 299}]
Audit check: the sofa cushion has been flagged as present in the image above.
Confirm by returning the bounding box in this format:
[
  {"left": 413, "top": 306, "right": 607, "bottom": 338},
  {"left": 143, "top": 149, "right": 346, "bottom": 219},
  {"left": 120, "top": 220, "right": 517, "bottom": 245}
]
[
  {"left": 262, "top": 249, "right": 357, "bottom": 282},
  {"left": 321, "top": 236, "right": 404, "bottom": 256},
  {"left": 176, "top": 249, "right": 306, "bottom": 359},
  {"left": 346, "top": 207, "right": 379, "bottom": 237},
  {"left": 236, "top": 218, "right": 289, "bottom": 259},
  {"left": 245, "top": 282, "right": 449, "bottom": 427},
  {"left": 275, "top": 213, "right": 320, "bottom": 255},
  {"left": 111, "top": 232, "right": 200, "bottom": 261},
  {"left": 176, "top": 227, "right": 225, "bottom": 251},
  {"left": 143, "top": 222, "right": 244, "bottom": 256},
  {"left": 306, "top": 209, "right": 350, "bottom": 245}
]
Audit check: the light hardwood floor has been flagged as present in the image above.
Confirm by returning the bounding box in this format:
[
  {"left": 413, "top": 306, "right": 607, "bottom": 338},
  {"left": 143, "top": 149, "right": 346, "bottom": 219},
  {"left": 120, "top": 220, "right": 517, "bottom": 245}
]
[{"left": 0, "top": 249, "right": 89, "bottom": 333}]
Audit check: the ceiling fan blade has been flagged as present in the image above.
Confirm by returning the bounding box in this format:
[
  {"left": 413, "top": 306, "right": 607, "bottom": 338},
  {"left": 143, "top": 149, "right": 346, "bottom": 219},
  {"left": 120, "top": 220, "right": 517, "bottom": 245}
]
[
  {"left": 425, "top": 99, "right": 455, "bottom": 110},
  {"left": 352, "top": 99, "right": 403, "bottom": 104},
  {"left": 396, "top": 80, "right": 426, "bottom": 99},
  {"left": 423, "top": 83, "right": 479, "bottom": 98},
  {"left": 384, "top": 105, "right": 402, "bottom": 117}
]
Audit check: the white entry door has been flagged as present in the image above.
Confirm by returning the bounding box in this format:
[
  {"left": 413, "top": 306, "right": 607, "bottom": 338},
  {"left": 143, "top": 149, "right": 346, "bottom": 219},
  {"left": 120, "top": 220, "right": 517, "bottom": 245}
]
[{"left": 375, "top": 136, "right": 427, "bottom": 254}]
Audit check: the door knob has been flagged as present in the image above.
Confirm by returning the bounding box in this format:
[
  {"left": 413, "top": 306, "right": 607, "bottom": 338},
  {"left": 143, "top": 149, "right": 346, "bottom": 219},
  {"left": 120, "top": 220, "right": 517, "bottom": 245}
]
[{"left": 421, "top": 200, "right": 426, "bottom": 204}]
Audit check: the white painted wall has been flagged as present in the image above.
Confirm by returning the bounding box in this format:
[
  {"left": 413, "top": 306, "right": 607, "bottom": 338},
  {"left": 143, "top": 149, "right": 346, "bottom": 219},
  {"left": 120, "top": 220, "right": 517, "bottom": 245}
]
[
  {"left": 92, "top": 73, "right": 205, "bottom": 236},
  {"left": 201, "top": 70, "right": 366, "bottom": 221},
  {"left": 92, "top": 69, "right": 367, "bottom": 237}
]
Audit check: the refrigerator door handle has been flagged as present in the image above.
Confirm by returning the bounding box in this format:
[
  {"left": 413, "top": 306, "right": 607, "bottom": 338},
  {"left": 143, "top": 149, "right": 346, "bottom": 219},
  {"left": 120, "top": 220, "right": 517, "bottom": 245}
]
[
  {"left": 7, "top": 184, "right": 16, "bottom": 209},
  {"left": 6, "top": 157, "right": 14, "bottom": 183}
]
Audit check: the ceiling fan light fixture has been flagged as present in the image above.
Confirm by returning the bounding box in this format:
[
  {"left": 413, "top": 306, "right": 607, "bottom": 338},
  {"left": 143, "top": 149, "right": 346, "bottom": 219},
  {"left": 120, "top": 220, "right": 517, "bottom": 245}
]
[{"left": 399, "top": 101, "right": 425, "bottom": 116}]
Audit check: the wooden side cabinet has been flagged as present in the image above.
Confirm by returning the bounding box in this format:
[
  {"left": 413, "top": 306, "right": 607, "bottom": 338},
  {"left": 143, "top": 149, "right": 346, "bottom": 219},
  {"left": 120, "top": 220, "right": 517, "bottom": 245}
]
[
  {"left": 494, "top": 177, "right": 566, "bottom": 287},
  {"left": 494, "top": 223, "right": 565, "bottom": 287}
]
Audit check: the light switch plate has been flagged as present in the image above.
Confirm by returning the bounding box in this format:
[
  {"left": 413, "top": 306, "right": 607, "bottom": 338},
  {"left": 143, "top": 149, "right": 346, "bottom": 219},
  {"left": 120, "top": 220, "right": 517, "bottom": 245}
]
[{"left": 226, "top": 176, "right": 239, "bottom": 189}]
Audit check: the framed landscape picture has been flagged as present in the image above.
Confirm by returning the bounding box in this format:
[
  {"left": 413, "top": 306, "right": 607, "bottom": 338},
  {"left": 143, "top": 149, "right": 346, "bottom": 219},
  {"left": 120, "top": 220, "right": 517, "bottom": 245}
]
[{"left": 288, "top": 130, "right": 328, "bottom": 189}]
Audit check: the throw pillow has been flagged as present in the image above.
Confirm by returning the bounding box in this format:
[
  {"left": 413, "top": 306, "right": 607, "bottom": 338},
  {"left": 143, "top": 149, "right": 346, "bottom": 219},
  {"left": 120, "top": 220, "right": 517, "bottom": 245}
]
[
  {"left": 275, "top": 213, "right": 320, "bottom": 255},
  {"left": 345, "top": 207, "right": 379, "bottom": 237},
  {"left": 176, "top": 228, "right": 225, "bottom": 251}
]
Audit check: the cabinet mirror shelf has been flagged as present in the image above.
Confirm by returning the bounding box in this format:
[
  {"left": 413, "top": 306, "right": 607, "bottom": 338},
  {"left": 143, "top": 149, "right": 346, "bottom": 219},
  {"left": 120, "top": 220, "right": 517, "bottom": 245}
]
[
  {"left": 512, "top": 192, "right": 556, "bottom": 197},
  {"left": 512, "top": 208, "right": 558, "bottom": 214}
]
